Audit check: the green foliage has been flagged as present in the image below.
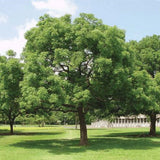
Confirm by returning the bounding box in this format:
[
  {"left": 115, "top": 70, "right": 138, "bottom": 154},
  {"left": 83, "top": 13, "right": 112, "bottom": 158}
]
[
  {"left": 6, "top": 49, "right": 16, "bottom": 57},
  {"left": 136, "top": 35, "right": 160, "bottom": 77},
  {"left": 130, "top": 70, "right": 160, "bottom": 113},
  {"left": 0, "top": 52, "right": 23, "bottom": 133},
  {"left": 22, "top": 13, "right": 132, "bottom": 121},
  {"left": 127, "top": 35, "right": 160, "bottom": 116}
]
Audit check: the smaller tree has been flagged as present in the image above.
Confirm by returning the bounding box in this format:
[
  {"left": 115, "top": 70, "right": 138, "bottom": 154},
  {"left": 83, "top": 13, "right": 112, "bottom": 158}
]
[
  {"left": 130, "top": 70, "right": 160, "bottom": 136},
  {"left": 128, "top": 36, "right": 160, "bottom": 136},
  {"left": 0, "top": 51, "right": 23, "bottom": 134}
]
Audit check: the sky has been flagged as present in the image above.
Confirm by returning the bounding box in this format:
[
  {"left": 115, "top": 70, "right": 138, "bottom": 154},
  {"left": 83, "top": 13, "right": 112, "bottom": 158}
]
[{"left": 0, "top": 0, "right": 160, "bottom": 57}]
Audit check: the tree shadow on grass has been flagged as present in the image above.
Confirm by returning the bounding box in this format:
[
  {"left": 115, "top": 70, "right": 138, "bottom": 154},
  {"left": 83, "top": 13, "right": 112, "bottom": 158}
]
[
  {"left": 0, "top": 129, "right": 10, "bottom": 135},
  {"left": 92, "top": 131, "right": 160, "bottom": 138},
  {"left": 0, "top": 129, "right": 8, "bottom": 132},
  {"left": 0, "top": 130, "right": 64, "bottom": 136},
  {"left": 11, "top": 136, "right": 160, "bottom": 155}
]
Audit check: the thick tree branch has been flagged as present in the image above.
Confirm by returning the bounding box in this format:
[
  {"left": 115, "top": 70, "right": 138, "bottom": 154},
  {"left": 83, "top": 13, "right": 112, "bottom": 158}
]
[
  {"left": 59, "top": 63, "right": 69, "bottom": 73},
  {"left": 62, "top": 104, "right": 76, "bottom": 108}
]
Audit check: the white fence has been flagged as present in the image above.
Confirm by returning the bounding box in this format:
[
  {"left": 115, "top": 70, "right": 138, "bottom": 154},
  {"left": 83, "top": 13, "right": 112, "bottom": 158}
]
[{"left": 91, "top": 115, "right": 160, "bottom": 128}]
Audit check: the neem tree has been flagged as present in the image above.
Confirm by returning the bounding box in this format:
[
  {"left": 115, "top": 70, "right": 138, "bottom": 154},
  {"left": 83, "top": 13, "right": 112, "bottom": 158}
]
[
  {"left": 21, "top": 13, "right": 131, "bottom": 145},
  {"left": 131, "top": 35, "right": 160, "bottom": 136},
  {"left": 0, "top": 50, "right": 23, "bottom": 134}
]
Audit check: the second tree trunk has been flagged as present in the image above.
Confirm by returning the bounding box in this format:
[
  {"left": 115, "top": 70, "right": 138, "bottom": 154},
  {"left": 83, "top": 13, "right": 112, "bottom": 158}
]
[
  {"left": 78, "top": 106, "right": 88, "bottom": 146},
  {"left": 149, "top": 113, "right": 156, "bottom": 136}
]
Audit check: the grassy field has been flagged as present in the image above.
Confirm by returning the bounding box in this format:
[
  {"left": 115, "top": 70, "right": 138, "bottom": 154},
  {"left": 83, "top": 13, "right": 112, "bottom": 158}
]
[{"left": 0, "top": 126, "right": 160, "bottom": 160}]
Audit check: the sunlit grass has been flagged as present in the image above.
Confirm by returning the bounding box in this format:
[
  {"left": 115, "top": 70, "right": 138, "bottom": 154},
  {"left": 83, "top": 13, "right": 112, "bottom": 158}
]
[{"left": 0, "top": 126, "right": 160, "bottom": 160}]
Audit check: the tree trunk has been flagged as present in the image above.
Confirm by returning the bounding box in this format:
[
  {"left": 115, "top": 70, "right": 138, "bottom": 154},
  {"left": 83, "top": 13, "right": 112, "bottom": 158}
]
[
  {"left": 78, "top": 106, "right": 88, "bottom": 146},
  {"left": 75, "top": 113, "right": 78, "bottom": 130},
  {"left": 41, "top": 121, "right": 45, "bottom": 127},
  {"left": 149, "top": 113, "right": 156, "bottom": 136},
  {"left": 9, "top": 122, "right": 14, "bottom": 135}
]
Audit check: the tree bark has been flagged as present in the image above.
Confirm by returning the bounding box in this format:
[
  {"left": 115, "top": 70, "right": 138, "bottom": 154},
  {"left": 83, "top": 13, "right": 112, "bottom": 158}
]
[
  {"left": 149, "top": 113, "right": 156, "bottom": 136},
  {"left": 78, "top": 106, "right": 88, "bottom": 146},
  {"left": 75, "top": 113, "right": 78, "bottom": 130},
  {"left": 9, "top": 122, "right": 14, "bottom": 135}
]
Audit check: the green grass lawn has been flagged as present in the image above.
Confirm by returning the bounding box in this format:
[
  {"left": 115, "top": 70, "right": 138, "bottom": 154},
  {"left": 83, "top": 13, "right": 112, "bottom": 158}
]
[{"left": 0, "top": 126, "right": 160, "bottom": 160}]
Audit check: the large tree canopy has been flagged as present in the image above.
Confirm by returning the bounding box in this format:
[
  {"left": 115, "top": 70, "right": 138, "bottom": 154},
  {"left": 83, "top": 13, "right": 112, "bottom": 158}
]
[{"left": 22, "top": 13, "right": 132, "bottom": 145}]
